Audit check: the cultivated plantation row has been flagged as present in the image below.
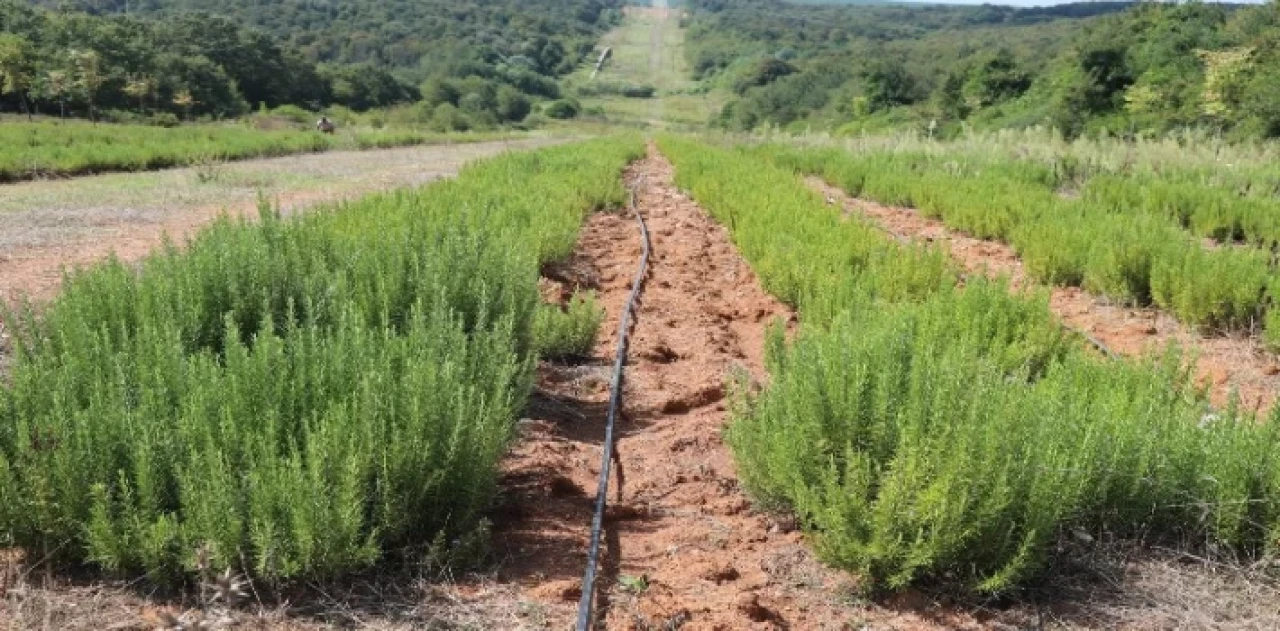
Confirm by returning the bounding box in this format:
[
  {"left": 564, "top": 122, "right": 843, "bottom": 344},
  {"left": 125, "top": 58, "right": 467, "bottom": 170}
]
[
  {"left": 762, "top": 139, "right": 1280, "bottom": 343},
  {"left": 0, "top": 137, "right": 641, "bottom": 580},
  {"left": 0, "top": 120, "right": 518, "bottom": 182},
  {"left": 5, "top": 133, "right": 1280, "bottom": 611},
  {"left": 660, "top": 136, "right": 1280, "bottom": 594}
]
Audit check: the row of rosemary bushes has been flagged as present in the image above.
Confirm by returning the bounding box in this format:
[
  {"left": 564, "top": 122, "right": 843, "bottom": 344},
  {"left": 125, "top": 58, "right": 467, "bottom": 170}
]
[
  {"left": 0, "top": 137, "right": 640, "bottom": 582},
  {"left": 657, "top": 135, "right": 1280, "bottom": 596},
  {"left": 0, "top": 119, "right": 522, "bottom": 182},
  {"left": 755, "top": 143, "right": 1280, "bottom": 347}
]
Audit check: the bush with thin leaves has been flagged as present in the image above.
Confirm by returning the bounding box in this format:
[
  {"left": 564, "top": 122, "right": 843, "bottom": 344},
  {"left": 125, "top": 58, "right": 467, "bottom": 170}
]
[
  {"left": 0, "top": 136, "right": 644, "bottom": 583},
  {"left": 757, "top": 141, "right": 1280, "bottom": 336},
  {"left": 659, "top": 136, "right": 1280, "bottom": 596},
  {"left": 534, "top": 291, "right": 606, "bottom": 360}
]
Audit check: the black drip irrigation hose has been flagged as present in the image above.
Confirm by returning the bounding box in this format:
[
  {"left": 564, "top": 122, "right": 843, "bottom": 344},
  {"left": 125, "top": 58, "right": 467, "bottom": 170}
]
[
  {"left": 1080, "top": 329, "right": 1118, "bottom": 361},
  {"left": 569, "top": 176, "right": 1117, "bottom": 628},
  {"left": 575, "top": 179, "right": 651, "bottom": 631}
]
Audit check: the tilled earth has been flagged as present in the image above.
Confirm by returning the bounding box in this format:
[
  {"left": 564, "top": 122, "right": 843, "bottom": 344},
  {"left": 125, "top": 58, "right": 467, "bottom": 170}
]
[
  {"left": 809, "top": 177, "right": 1280, "bottom": 415},
  {"left": 5, "top": 146, "right": 1280, "bottom": 630},
  {"left": 481, "top": 148, "right": 992, "bottom": 630}
]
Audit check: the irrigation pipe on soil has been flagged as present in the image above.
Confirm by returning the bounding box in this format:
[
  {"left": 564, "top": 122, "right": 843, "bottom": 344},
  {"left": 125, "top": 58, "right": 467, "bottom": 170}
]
[{"left": 576, "top": 178, "right": 651, "bottom": 630}]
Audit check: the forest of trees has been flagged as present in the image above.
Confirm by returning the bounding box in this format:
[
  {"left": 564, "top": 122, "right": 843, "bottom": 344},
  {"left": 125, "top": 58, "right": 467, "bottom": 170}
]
[
  {"left": 0, "top": 0, "right": 623, "bottom": 125},
  {"left": 690, "top": 0, "right": 1280, "bottom": 140}
]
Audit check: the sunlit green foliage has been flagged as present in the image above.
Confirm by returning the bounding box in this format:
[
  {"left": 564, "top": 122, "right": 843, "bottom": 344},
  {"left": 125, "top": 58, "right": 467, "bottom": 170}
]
[
  {"left": 689, "top": 0, "right": 1280, "bottom": 140},
  {"left": 1, "top": 0, "right": 621, "bottom": 120},
  {"left": 0, "top": 119, "right": 517, "bottom": 181},
  {"left": 534, "top": 291, "right": 606, "bottom": 360},
  {"left": 760, "top": 142, "right": 1280, "bottom": 333},
  {"left": 660, "top": 136, "right": 1280, "bottom": 596},
  {"left": 0, "top": 136, "right": 643, "bottom": 582}
]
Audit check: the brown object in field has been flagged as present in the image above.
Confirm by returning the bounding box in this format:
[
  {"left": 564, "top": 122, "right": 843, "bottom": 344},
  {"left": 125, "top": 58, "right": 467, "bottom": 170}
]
[{"left": 316, "top": 116, "right": 335, "bottom": 134}]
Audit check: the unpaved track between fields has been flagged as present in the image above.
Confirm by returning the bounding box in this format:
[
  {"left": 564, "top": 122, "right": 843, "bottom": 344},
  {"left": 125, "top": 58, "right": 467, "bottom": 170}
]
[
  {"left": 0, "top": 138, "right": 558, "bottom": 306},
  {"left": 810, "top": 177, "right": 1280, "bottom": 415},
  {"left": 7, "top": 147, "right": 1274, "bottom": 629},
  {"left": 487, "top": 146, "right": 999, "bottom": 630}
]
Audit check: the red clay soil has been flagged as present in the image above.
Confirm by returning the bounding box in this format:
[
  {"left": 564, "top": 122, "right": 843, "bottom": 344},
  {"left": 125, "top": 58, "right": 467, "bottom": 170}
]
[
  {"left": 809, "top": 177, "right": 1280, "bottom": 415},
  {"left": 12, "top": 149, "right": 1266, "bottom": 630},
  {"left": 487, "top": 149, "right": 994, "bottom": 630},
  {"left": 0, "top": 148, "right": 999, "bottom": 630}
]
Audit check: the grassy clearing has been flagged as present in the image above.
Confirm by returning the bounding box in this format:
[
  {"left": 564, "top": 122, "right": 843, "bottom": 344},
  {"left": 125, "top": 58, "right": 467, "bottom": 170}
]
[
  {"left": 749, "top": 138, "right": 1280, "bottom": 339},
  {"left": 0, "top": 136, "right": 643, "bottom": 583},
  {"left": 659, "top": 135, "right": 1280, "bottom": 596},
  {"left": 0, "top": 119, "right": 523, "bottom": 182},
  {"left": 566, "top": 8, "right": 724, "bottom": 129}
]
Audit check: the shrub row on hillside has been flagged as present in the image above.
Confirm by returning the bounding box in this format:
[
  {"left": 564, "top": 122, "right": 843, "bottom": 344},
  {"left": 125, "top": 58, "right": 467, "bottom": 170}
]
[
  {"left": 658, "top": 136, "right": 1280, "bottom": 595},
  {"left": 0, "top": 137, "right": 643, "bottom": 582},
  {"left": 762, "top": 145, "right": 1280, "bottom": 342}
]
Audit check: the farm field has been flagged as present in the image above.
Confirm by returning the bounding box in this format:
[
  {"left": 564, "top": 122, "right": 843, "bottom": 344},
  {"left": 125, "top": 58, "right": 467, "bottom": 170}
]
[
  {"left": 0, "top": 137, "right": 559, "bottom": 306},
  {"left": 9, "top": 135, "right": 1280, "bottom": 629},
  {"left": 0, "top": 136, "right": 643, "bottom": 626},
  {"left": 748, "top": 133, "right": 1280, "bottom": 412},
  {"left": 0, "top": 119, "right": 524, "bottom": 182},
  {"left": 758, "top": 138, "right": 1280, "bottom": 338},
  {"left": 658, "top": 136, "right": 1280, "bottom": 623},
  {"left": 8, "top": 0, "right": 1280, "bottom": 628}
]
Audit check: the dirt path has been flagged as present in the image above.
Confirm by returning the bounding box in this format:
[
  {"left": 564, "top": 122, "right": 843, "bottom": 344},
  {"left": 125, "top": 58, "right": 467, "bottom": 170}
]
[
  {"left": 646, "top": 0, "right": 668, "bottom": 125},
  {"left": 0, "top": 146, "right": 976, "bottom": 630},
  {"left": 809, "top": 177, "right": 1280, "bottom": 414},
  {"left": 482, "top": 148, "right": 1005, "bottom": 630},
  {"left": 10, "top": 148, "right": 1277, "bottom": 630},
  {"left": 0, "top": 138, "right": 556, "bottom": 306}
]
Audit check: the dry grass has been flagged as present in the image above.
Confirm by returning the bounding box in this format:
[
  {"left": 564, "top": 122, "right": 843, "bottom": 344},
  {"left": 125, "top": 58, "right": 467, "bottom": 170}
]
[
  {"left": 1024, "top": 541, "right": 1280, "bottom": 630},
  {"left": 0, "top": 548, "right": 565, "bottom": 631}
]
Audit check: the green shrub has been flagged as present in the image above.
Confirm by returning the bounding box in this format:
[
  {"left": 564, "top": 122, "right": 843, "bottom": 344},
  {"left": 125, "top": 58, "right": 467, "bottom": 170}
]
[
  {"left": 544, "top": 99, "right": 580, "bottom": 120},
  {"left": 731, "top": 299, "right": 1279, "bottom": 594},
  {"left": 761, "top": 140, "right": 1280, "bottom": 333},
  {"left": 661, "top": 136, "right": 1280, "bottom": 598},
  {"left": 621, "top": 85, "right": 657, "bottom": 98},
  {"left": 575, "top": 81, "right": 655, "bottom": 99},
  {"left": 1266, "top": 278, "right": 1280, "bottom": 351},
  {"left": 149, "top": 112, "right": 181, "bottom": 128},
  {"left": 1152, "top": 245, "right": 1270, "bottom": 331},
  {"left": 533, "top": 291, "right": 606, "bottom": 360},
  {"left": 0, "top": 136, "right": 644, "bottom": 582},
  {"left": 1011, "top": 212, "right": 1089, "bottom": 286},
  {"left": 1078, "top": 215, "right": 1172, "bottom": 305},
  {"left": 269, "top": 104, "right": 316, "bottom": 126}
]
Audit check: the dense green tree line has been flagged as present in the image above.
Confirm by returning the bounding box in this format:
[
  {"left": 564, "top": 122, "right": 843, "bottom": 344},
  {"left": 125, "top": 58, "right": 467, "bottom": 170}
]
[
  {"left": 45, "top": 0, "right": 618, "bottom": 81},
  {"left": 690, "top": 0, "right": 1280, "bottom": 140},
  {"left": 1047, "top": 2, "right": 1280, "bottom": 139},
  {"left": 1, "top": 0, "right": 621, "bottom": 124}
]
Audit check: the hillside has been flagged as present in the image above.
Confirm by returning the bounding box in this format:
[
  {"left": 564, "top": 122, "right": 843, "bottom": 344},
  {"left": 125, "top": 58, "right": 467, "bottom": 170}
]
[
  {"left": 690, "top": 0, "right": 1280, "bottom": 139},
  {"left": 1, "top": 0, "right": 622, "bottom": 122},
  {"left": 35, "top": 0, "right": 622, "bottom": 80}
]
